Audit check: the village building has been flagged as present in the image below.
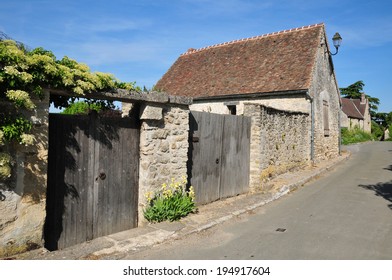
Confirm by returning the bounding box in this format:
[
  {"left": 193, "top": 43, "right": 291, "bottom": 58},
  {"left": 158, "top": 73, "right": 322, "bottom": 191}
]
[
  {"left": 0, "top": 23, "right": 344, "bottom": 257},
  {"left": 340, "top": 93, "right": 371, "bottom": 133},
  {"left": 155, "top": 23, "right": 341, "bottom": 162}
]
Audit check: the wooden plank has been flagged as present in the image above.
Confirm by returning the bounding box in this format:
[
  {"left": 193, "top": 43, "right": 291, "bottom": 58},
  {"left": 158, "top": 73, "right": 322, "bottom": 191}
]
[
  {"left": 190, "top": 112, "right": 223, "bottom": 205},
  {"left": 219, "top": 115, "right": 251, "bottom": 198},
  {"left": 93, "top": 116, "right": 139, "bottom": 238},
  {"left": 94, "top": 117, "right": 105, "bottom": 238},
  {"left": 240, "top": 116, "right": 251, "bottom": 193},
  {"left": 75, "top": 118, "right": 90, "bottom": 246},
  {"left": 188, "top": 112, "right": 251, "bottom": 205},
  {"left": 112, "top": 117, "right": 139, "bottom": 233},
  {"left": 86, "top": 114, "right": 96, "bottom": 241},
  {"left": 124, "top": 119, "right": 139, "bottom": 229},
  {"left": 56, "top": 116, "right": 90, "bottom": 249},
  {"left": 45, "top": 114, "right": 65, "bottom": 250},
  {"left": 101, "top": 119, "right": 117, "bottom": 236},
  {"left": 123, "top": 118, "right": 139, "bottom": 230},
  {"left": 219, "top": 115, "right": 238, "bottom": 199},
  {"left": 45, "top": 113, "right": 140, "bottom": 250}
]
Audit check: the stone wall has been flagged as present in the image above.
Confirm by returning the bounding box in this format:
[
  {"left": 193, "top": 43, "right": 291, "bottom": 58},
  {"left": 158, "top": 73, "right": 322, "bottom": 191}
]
[
  {"left": 0, "top": 89, "right": 191, "bottom": 257},
  {"left": 0, "top": 91, "right": 49, "bottom": 257},
  {"left": 308, "top": 31, "right": 341, "bottom": 162},
  {"left": 244, "top": 103, "right": 310, "bottom": 191},
  {"left": 341, "top": 113, "right": 365, "bottom": 131},
  {"left": 137, "top": 103, "right": 190, "bottom": 225}
]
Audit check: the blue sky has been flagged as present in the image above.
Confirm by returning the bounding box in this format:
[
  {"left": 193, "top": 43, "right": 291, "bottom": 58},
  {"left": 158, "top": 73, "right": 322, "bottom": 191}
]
[{"left": 1, "top": 0, "right": 391, "bottom": 112}]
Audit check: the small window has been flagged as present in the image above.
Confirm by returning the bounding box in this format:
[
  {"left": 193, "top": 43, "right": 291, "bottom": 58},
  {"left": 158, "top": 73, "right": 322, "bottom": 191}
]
[
  {"left": 323, "top": 100, "right": 329, "bottom": 136},
  {"left": 227, "top": 105, "right": 237, "bottom": 115}
]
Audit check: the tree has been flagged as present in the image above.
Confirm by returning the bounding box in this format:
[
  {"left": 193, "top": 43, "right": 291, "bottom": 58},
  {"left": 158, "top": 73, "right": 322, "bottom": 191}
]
[
  {"left": 372, "top": 111, "right": 392, "bottom": 128},
  {"left": 340, "top": 81, "right": 380, "bottom": 116},
  {"left": 61, "top": 99, "right": 121, "bottom": 116}
]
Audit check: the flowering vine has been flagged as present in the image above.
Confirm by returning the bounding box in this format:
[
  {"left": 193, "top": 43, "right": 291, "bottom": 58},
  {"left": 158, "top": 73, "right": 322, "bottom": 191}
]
[{"left": 0, "top": 37, "right": 139, "bottom": 182}]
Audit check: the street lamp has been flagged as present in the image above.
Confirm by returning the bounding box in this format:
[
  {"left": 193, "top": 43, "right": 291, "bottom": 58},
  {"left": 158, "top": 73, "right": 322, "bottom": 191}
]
[{"left": 330, "top": 32, "right": 342, "bottom": 56}]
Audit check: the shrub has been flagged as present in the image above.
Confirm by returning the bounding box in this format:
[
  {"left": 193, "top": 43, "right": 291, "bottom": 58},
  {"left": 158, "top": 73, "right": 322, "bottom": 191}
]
[
  {"left": 143, "top": 177, "right": 197, "bottom": 223},
  {"left": 61, "top": 101, "right": 103, "bottom": 115},
  {"left": 341, "top": 126, "right": 374, "bottom": 145},
  {"left": 371, "top": 121, "right": 383, "bottom": 140}
]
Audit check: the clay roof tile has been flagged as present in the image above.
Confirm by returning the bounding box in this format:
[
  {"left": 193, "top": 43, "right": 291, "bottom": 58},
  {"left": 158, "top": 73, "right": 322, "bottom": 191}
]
[{"left": 156, "top": 23, "right": 325, "bottom": 98}]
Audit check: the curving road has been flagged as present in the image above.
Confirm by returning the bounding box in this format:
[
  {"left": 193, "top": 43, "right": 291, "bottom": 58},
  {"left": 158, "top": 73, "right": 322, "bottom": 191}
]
[{"left": 124, "top": 142, "right": 392, "bottom": 260}]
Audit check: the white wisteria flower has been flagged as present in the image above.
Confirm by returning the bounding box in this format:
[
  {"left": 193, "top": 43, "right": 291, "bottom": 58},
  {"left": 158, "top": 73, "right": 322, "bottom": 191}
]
[
  {"left": 6, "top": 90, "right": 36, "bottom": 110},
  {"left": 0, "top": 153, "right": 11, "bottom": 167},
  {"left": 20, "top": 133, "right": 36, "bottom": 146},
  {"left": 0, "top": 130, "right": 4, "bottom": 146}
]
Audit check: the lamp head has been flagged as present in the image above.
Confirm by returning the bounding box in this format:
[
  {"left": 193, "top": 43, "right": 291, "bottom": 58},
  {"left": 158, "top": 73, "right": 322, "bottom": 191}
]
[{"left": 332, "top": 32, "right": 342, "bottom": 49}]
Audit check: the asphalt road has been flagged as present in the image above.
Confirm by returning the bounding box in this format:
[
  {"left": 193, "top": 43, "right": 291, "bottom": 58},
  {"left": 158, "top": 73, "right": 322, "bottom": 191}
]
[{"left": 124, "top": 142, "right": 392, "bottom": 260}]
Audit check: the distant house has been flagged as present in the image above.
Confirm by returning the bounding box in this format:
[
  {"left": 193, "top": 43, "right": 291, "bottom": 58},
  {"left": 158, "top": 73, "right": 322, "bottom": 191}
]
[
  {"left": 156, "top": 23, "right": 341, "bottom": 162},
  {"left": 340, "top": 94, "right": 371, "bottom": 133}
]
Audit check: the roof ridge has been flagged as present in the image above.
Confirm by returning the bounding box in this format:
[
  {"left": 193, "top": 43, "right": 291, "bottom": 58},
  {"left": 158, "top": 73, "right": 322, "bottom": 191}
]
[
  {"left": 181, "top": 23, "right": 324, "bottom": 56},
  {"left": 345, "top": 98, "right": 364, "bottom": 119}
]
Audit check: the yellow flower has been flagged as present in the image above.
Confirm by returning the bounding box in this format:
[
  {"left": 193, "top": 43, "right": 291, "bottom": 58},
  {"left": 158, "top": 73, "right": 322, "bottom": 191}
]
[
  {"left": 181, "top": 175, "right": 187, "bottom": 185},
  {"left": 188, "top": 186, "right": 195, "bottom": 201},
  {"left": 174, "top": 182, "right": 181, "bottom": 191},
  {"left": 163, "top": 189, "right": 173, "bottom": 199},
  {"left": 144, "top": 191, "right": 154, "bottom": 203}
]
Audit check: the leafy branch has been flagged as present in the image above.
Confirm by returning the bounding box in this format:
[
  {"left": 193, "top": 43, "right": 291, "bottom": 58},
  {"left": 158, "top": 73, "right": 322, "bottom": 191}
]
[{"left": 0, "top": 33, "right": 139, "bottom": 183}]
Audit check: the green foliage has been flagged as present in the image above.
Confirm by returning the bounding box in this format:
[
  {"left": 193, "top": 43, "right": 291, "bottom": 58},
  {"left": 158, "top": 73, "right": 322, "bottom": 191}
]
[
  {"left": 384, "top": 124, "right": 392, "bottom": 141},
  {"left": 143, "top": 178, "right": 197, "bottom": 223},
  {"left": 62, "top": 101, "right": 103, "bottom": 115},
  {"left": 371, "top": 121, "right": 384, "bottom": 139},
  {"left": 1, "top": 39, "right": 139, "bottom": 107},
  {"left": 0, "top": 36, "right": 138, "bottom": 182},
  {"left": 373, "top": 111, "right": 392, "bottom": 127},
  {"left": 0, "top": 115, "right": 32, "bottom": 143},
  {"left": 341, "top": 127, "right": 375, "bottom": 145}
]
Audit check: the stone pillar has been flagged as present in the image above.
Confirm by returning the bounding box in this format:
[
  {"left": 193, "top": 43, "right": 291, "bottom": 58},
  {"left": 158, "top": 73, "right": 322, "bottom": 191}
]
[
  {"left": 138, "top": 103, "right": 190, "bottom": 225},
  {"left": 243, "top": 103, "right": 262, "bottom": 191}
]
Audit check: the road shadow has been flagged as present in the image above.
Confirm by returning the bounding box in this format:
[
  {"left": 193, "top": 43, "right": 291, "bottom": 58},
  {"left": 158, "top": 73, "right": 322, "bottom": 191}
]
[
  {"left": 384, "top": 165, "right": 392, "bottom": 172},
  {"left": 359, "top": 181, "right": 392, "bottom": 210}
]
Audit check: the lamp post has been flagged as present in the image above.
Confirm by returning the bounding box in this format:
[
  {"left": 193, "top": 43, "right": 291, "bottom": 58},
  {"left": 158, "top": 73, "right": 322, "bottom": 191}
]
[{"left": 330, "top": 32, "right": 342, "bottom": 55}]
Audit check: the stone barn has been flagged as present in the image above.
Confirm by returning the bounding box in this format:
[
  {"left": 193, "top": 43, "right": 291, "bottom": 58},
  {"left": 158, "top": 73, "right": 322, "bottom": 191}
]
[{"left": 155, "top": 23, "right": 341, "bottom": 163}]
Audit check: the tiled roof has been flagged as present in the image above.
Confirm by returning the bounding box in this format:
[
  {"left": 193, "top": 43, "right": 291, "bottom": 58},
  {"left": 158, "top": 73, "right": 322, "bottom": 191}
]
[
  {"left": 351, "top": 99, "right": 367, "bottom": 116},
  {"left": 155, "top": 23, "right": 325, "bottom": 98},
  {"left": 341, "top": 98, "right": 364, "bottom": 119}
]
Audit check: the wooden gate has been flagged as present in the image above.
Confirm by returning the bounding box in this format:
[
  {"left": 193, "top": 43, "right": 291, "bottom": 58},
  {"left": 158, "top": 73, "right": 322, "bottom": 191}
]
[
  {"left": 44, "top": 113, "right": 139, "bottom": 250},
  {"left": 188, "top": 111, "right": 251, "bottom": 205}
]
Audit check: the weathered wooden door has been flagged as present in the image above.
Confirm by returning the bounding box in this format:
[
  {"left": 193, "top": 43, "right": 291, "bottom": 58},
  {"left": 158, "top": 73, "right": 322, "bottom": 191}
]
[
  {"left": 189, "top": 111, "right": 251, "bottom": 205},
  {"left": 45, "top": 113, "right": 139, "bottom": 250}
]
